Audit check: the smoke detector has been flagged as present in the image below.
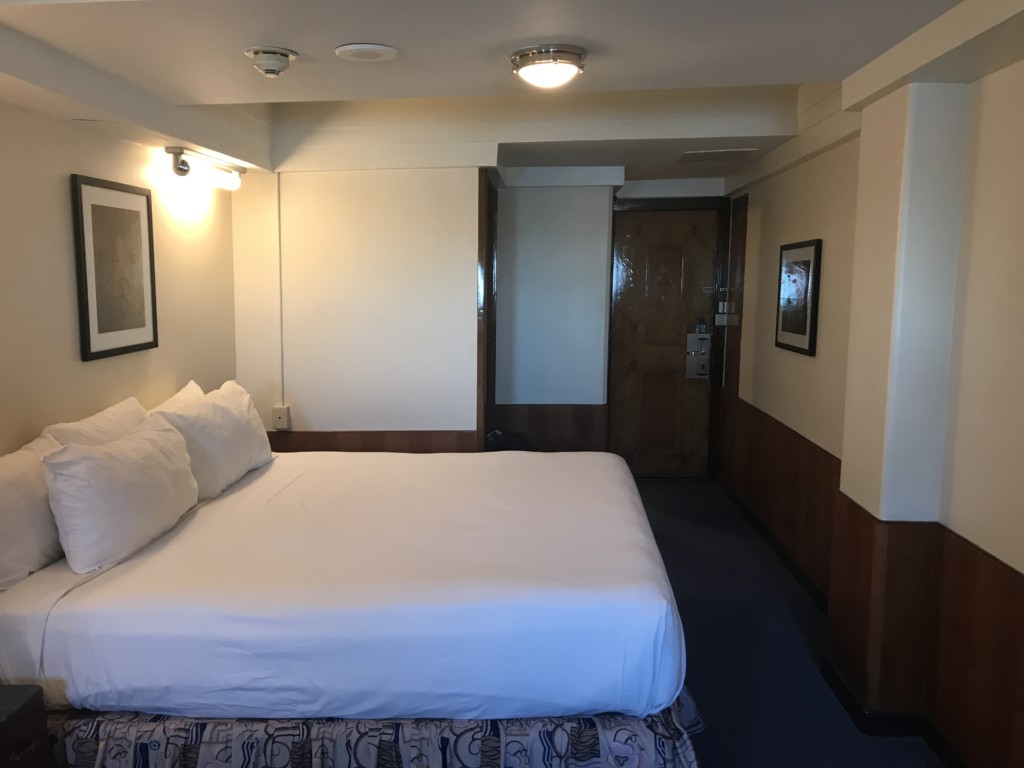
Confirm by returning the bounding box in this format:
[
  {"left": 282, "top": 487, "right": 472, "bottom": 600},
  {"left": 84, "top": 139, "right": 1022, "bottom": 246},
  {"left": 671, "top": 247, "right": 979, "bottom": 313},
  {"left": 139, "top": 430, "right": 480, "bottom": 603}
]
[{"left": 244, "top": 46, "right": 298, "bottom": 78}]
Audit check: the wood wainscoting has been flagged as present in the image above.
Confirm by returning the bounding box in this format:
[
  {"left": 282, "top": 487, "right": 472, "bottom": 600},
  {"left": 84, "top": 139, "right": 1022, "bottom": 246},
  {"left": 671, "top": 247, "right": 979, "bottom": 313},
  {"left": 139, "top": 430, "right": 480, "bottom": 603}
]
[
  {"left": 718, "top": 397, "right": 839, "bottom": 598},
  {"left": 718, "top": 397, "right": 1024, "bottom": 767},
  {"left": 825, "top": 493, "right": 939, "bottom": 714},
  {"left": 489, "top": 405, "right": 608, "bottom": 452},
  {"left": 269, "top": 431, "right": 478, "bottom": 453},
  {"left": 929, "top": 527, "right": 1024, "bottom": 767}
]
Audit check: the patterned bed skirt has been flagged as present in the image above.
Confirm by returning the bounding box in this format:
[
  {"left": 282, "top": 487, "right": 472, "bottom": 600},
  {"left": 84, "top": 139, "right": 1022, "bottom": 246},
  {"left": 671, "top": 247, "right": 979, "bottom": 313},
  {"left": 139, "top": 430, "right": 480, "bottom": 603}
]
[{"left": 48, "top": 694, "right": 700, "bottom": 768}]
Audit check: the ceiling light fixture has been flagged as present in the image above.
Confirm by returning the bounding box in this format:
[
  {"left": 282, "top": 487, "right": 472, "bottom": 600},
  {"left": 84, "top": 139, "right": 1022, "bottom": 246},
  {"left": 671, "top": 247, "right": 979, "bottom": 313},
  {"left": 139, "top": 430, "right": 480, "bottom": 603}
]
[
  {"left": 244, "top": 46, "right": 298, "bottom": 78},
  {"left": 165, "top": 147, "right": 246, "bottom": 191},
  {"left": 511, "top": 44, "right": 586, "bottom": 89},
  {"left": 334, "top": 43, "right": 399, "bottom": 63}
]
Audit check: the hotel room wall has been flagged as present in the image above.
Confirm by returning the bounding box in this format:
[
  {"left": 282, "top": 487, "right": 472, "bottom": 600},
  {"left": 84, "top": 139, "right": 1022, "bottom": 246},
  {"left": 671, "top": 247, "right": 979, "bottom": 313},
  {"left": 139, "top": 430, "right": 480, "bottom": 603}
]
[
  {"left": 721, "top": 140, "right": 858, "bottom": 594},
  {"left": 944, "top": 59, "right": 1024, "bottom": 574},
  {"left": 490, "top": 186, "right": 613, "bottom": 451},
  {"left": 738, "top": 137, "right": 858, "bottom": 458},
  {"left": 0, "top": 102, "right": 236, "bottom": 455},
  {"left": 232, "top": 168, "right": 480, "bottom": 434},
  {"left": 722, "top": 70, "right": 1024, "bottom": 764},
  {"left": 929, "top": 62, "right": 1024, "bottom": 766},
  {"left": 231, "top": 172, "right": 282, "bottom": 429},
  {"left": 494, "top": 186, "right": 612, "bottom": 405}
]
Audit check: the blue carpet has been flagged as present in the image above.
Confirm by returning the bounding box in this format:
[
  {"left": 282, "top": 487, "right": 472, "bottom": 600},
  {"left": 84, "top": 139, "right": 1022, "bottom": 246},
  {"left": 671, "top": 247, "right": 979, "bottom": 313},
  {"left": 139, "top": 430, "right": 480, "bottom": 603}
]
[{"left": 639, "top": 479, "right": 947, "bottom": 768}]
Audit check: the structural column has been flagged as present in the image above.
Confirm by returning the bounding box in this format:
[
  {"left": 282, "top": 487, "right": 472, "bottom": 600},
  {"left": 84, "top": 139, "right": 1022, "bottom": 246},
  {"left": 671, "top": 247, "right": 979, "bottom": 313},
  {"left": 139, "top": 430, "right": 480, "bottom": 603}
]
[{"left": 827, "top": 82, "right": 970, "bottom": 713}]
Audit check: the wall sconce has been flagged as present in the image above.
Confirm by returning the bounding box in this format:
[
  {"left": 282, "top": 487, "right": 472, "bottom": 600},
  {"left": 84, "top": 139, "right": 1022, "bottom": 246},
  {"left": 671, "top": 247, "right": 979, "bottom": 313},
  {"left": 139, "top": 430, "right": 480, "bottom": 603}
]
[{"left": 165, "top": 147, "right": 245, "bottom": 191}]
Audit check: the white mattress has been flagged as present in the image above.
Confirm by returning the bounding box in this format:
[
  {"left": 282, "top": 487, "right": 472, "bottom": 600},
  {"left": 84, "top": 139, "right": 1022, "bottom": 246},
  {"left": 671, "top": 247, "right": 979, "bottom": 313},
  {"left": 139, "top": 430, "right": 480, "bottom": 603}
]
[{"left": 0, "top": 451, "right": 684, "bottom": 719}]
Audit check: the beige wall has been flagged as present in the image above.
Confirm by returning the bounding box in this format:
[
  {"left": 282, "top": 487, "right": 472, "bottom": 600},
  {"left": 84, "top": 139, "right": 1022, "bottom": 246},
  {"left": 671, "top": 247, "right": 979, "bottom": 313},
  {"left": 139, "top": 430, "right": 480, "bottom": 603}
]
[
  {"left": 738, "top": 137, "right": 859, "bottom": 457},
  {"left": 231, "top": 172, "right": 281, "bottom": 428},
  {"left": 0, "top": 103, "right": 236, "bottom": 455},
  {"left": 232, "top": 168, "right": 479, "bottom": 431},
  {"left": 837, "top": 89, "right": 909, "bottom": 514},
  {"left": 943, "top": 59, "right": 1024, "bottom": 572}
]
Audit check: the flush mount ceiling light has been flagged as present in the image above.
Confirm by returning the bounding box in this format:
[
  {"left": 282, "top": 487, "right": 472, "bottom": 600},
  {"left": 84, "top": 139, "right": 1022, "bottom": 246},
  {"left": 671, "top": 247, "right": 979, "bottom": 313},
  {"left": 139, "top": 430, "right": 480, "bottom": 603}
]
[
  {"left": 511, "top": 44, "right": 586, "bottom": 89},
  {"left": 165, "top": 147, "right": 246, "bottom": 191},
  {"left": 244, "top": 46, "right": 298, "bottom": 78},
  {"left": 334, "top": 43, "right": 399, "bottom": 62}
]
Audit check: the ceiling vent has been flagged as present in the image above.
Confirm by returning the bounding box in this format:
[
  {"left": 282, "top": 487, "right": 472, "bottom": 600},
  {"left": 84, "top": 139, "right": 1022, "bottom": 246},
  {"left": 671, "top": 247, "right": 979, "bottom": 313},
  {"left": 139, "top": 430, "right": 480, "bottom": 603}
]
[{"left": 677, "top": 148, "right": 759, "bottom": 164}]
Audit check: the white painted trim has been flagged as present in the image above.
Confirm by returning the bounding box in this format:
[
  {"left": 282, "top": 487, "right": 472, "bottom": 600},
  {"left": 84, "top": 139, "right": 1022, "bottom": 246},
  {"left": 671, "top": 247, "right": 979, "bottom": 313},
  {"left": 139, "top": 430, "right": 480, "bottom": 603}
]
[
  {"left": 499, "top": 166, "right": 625, "bottom": 187},
  {"left": 616, "top": 178, "right": 725, "bottom": 198},
  {"left": 843, "top": 0, "right": 1024, "bottom": 111}
]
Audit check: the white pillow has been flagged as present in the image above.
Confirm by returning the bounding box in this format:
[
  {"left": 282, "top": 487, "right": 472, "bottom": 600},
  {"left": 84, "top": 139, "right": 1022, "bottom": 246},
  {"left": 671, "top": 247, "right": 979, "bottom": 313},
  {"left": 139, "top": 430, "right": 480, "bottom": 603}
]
[
  {"left": 155, "top": 380, "right": 272, "bottom": 500},
  {"left": 148, "top": 380, "right": 204, "bottom": 414},
  {"left": 42, "top": 415, "right": 199, "bottom": 575},
  {"left": 42, "top": 397, "right": 147, "bottom": 446},
  {"left": 0, "top": 435, "right": 63, "bottom": 590}
]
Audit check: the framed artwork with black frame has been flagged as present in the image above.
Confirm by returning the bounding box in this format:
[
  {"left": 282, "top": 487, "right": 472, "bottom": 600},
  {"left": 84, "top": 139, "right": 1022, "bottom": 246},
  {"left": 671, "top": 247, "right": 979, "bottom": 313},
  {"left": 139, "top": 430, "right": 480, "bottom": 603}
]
[
  {"left": 774, "top": 239, "right": 822, "bottom": 356},
  {"left": 70, "top": 175, "right": 157, "bottom": 361}
]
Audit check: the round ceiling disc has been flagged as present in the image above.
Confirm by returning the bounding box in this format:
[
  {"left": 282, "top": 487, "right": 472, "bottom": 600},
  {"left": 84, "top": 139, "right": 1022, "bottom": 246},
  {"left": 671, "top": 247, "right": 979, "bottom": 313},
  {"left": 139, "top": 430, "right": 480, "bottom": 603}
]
[{"left": 334, "top": 43, "right": 399, "bottom": 63}]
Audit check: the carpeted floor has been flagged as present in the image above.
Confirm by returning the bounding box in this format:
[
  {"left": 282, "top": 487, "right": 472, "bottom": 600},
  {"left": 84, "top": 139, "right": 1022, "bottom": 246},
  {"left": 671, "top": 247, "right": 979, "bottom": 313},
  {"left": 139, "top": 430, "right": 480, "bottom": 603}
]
[{"left": 638, "top": 479, "right": 947, "bottom": 768}]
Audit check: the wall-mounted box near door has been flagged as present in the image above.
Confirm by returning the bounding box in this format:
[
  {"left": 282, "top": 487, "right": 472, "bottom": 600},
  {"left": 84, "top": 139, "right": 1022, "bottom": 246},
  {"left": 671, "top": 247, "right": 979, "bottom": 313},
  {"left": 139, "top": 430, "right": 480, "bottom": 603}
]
[{"left": 686, "top": 333, "right": 711, "bottom": 379}]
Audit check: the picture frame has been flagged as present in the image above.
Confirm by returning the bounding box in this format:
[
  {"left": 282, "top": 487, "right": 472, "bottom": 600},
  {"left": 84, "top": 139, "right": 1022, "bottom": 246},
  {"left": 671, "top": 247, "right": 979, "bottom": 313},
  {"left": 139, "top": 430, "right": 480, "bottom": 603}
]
[
  {"left": 774, "top": 239, "right": 822, "bottom": 356},
  {"left": 70, "top": 175, "right": 157, "bottom": 361}
]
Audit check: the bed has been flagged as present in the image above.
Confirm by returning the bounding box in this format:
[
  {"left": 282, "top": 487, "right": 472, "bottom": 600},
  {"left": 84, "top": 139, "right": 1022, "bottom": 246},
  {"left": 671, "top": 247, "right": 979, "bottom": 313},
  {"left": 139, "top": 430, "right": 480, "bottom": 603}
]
[{"left": 1, "top": 448, "right": 698, "bottom": 768}]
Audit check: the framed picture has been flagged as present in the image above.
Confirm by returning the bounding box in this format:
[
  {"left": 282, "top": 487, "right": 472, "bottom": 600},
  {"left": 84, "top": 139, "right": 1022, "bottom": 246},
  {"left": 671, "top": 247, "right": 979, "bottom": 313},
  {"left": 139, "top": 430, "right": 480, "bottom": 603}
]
[
  {"left": 775, "top": 239, "right": 822, "bottom": 356},
  {"left": 70, "top": 175, "right": 157, "bottom": 361}
]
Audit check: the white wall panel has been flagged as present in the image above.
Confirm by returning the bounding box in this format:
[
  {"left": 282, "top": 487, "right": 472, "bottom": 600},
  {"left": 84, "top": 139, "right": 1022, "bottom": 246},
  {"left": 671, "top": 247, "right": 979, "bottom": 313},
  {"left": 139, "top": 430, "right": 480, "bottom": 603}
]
[
  {"left": 278, "top": 168, "right": 478, "bottom": 431},
  {"left": 494, "top": 186, "right": 612, "bottom": 405}
]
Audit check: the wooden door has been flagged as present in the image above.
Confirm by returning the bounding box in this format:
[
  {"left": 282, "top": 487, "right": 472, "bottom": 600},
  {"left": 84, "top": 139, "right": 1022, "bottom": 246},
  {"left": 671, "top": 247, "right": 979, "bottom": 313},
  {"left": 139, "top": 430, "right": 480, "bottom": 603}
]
[{"left": 608, "top": 208, "right": 719, "bottom": 477}]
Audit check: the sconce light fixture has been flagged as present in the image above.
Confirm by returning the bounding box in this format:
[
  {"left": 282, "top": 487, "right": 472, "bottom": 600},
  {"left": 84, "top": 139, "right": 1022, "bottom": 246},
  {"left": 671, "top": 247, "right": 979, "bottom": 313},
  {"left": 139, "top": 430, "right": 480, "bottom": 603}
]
[
  {"left": 165, "top": 147, "right": 245, "bottom": 191},
  {"left": 511, "top": 44, "right": 586, "bottom": 89}
]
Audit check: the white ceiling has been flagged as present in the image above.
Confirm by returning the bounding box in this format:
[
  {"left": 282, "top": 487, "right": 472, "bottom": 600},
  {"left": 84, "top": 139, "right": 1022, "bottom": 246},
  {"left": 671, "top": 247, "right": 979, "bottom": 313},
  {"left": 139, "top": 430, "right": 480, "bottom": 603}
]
[
  {"left": 0, "top": 0, "right": 958, "bottom": 177},
  {"left": 0, "top": 0, "right": 957, "bottom": 106}
]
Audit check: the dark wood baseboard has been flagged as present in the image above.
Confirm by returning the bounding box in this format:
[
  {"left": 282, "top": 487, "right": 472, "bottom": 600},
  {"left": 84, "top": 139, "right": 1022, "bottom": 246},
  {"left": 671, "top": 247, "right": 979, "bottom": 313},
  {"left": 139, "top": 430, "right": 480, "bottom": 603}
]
[
  {"left": 268, "top": 430, "right": 478, "bottom": 453},
  {"left": 820, "top": 658, "right": 965, "bottom": 767},
  {"left": 489, "top": 404, "right": 608, "bottom": 452}
]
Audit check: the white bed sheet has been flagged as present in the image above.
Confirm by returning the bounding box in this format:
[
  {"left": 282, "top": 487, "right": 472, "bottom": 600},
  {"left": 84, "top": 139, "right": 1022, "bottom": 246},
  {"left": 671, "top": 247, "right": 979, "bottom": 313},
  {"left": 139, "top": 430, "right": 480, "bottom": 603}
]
[{"left": 0, "top": 451, "right": 684, "bottom": 719}]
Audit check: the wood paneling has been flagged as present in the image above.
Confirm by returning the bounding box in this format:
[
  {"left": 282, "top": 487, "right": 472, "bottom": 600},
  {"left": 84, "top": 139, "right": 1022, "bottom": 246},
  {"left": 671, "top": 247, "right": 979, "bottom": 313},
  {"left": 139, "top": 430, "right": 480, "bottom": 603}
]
[
  {"left": 268, "top": 431, "right": 477, "bottom": 453},
  {"left": 825, "top": 493, "right": 939, "bottom": 713},
  {"left": 929, "top": 528, "right": 1024, "bottom": 768},
  {"left": 489, "top": 405, "right": 607, "bottom": 452},
  {"left": 717, "top": 397, "right": 839, "bottom": 598}
]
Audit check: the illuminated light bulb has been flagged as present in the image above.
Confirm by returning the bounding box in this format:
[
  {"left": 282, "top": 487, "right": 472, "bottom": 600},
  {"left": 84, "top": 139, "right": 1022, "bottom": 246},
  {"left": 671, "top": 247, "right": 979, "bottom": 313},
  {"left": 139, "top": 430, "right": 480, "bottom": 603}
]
[
  {"left": 517, "top": 61, "right": 582, "bottom": 88},
  {"left": 511, "top": 45, "right": 586, "bottom": 89}
]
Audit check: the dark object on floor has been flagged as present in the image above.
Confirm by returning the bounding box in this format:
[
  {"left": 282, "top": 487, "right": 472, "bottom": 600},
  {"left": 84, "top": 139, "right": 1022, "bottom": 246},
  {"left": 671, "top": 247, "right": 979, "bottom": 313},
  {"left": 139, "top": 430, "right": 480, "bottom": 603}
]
[
  {"left": 0, "top": 686, "right": 54, "bottom": 768},
  {"left": 484, "top": 429, "right": 531, "bottom": 451},
  {"left": 639, "top": 479, "right": 949, "bottom": 768}
]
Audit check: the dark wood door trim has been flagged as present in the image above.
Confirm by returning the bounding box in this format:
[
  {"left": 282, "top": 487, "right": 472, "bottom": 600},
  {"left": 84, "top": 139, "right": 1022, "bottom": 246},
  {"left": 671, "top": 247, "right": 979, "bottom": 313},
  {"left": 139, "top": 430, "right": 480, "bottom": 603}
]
[{"left": 478, "top": 169, "right": 498, "bottom": 451}]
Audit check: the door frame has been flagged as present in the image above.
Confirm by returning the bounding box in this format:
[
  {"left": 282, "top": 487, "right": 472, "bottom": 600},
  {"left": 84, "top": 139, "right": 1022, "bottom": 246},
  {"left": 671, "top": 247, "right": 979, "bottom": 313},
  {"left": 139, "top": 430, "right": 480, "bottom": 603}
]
[{"left": 608, "top": 196, "right": 732, "bottom": 475}]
